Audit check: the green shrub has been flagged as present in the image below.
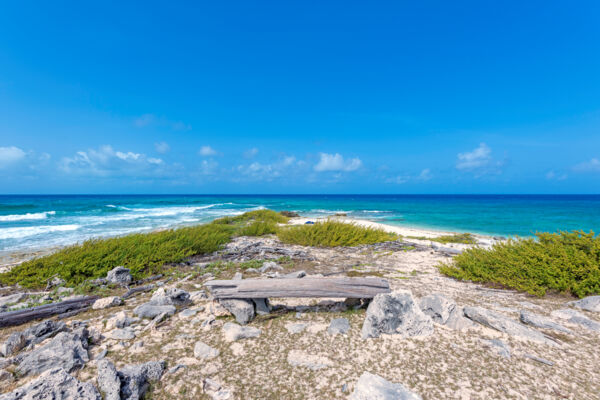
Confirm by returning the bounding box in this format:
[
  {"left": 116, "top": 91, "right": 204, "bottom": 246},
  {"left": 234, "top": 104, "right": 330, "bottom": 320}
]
[
  {"left": 212, "top": 209, "right": 289, "bottom": 226},
  {"left": 439, "top": 231, "right": 600, "bottom": 298},
  {"left": 237, "top": 221, "right": 278, "bottom": 236},
  {"left": 277, "top": 220, "right": 397, "bottom": 247},
  {"left": 432, "top": 233, "right": 476, "bottom": 244},
  {"left": 0, "top": 223, "right": 234, "bottom": 289}
]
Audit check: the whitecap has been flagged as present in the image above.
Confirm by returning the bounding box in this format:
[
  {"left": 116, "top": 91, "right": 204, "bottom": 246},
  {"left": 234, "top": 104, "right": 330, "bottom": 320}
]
[
  {"left": 0, "top": 224, "right": 80, "bottom": 240},
  {"left": 0, "top": 211, "right": 56, "bottom": 222}
]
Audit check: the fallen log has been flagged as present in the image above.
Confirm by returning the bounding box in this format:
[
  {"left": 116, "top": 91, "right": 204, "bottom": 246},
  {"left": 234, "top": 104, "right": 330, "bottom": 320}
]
[
  {"left": 121, "top": 284, "right": 155, "bottom": 299},
  {"left": 205, "top": 277, "right": 390, "bottom": 299},
  {"left": 0, "top": 296, "right": 98, "bottom": 328}
]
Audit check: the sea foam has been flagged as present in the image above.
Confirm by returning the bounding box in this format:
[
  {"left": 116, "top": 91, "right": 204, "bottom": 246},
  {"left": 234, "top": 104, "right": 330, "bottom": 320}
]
[{"left": 0, "top": 211, "right": 56, "bottom": 222}]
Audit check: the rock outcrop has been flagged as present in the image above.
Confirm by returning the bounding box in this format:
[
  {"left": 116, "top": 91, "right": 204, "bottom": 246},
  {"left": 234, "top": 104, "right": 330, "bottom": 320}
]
[
  {"left": 15, "top": 329, "right": 90, "bottom": 376},
  {"left": 569, "top": 296, "right": 600, "bottom": 313},
  {"left": 0, "top": 368, "right": 101, "bottom": 400},
  {"left": 106, "top": 266, "right": 132, "bottom": 286},
  {"left": 362, "top": 290, "right": 434, "bottom": 339},
  {"left": 222, "top": 322, "right": 261, "bottom": 342},
  {"left": 519, "top": 310, "right": 572, "bottom": 334},
  {"left": 97, "top": 359, "right": 165, "bottom": 400},
  {"left": 419, "top": 293, "right": 473, "bottom": 330},
  {"left": 219, "top": 299, "right": 255, "bottom": 324}
]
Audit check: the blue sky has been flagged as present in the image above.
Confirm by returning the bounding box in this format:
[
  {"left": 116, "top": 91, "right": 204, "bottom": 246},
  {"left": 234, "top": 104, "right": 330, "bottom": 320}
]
[{"left": 1, "top": 1, "right": 599, "bottom": 194}]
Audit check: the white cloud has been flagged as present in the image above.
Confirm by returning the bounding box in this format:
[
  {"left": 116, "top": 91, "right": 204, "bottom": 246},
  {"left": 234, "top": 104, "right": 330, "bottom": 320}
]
[
  {"left": 573, "top": 158, "right": 600, "bottom": 172},
  {"left": 386, "top": 175, "right": 409, "bottom": 184},
  {"left": 417, "top": 168, "right": 433, "bottom": 181},
  {"left": 134, "top": 114, "right": 155, "bottom": 128},
  {"left": 199, "top": 146, "right": 217, "bottom": 157},
  {"left": 282, "top": 156, "right": 296, "bottom": 166},
  {"left": 60, "top": 145, "right": 165, "bottom": 177},
  {"left": 314, "top": 153, "right": 362, "bottom": 172},
  {"left": 456, "top": 143, "right": 491, "bottom": 170},
  {"left": 244, "top": 148, "right": 259, "bottom": 158},
  {"left": 0, "top": 146, "right": 26, "bottom": 167},
  {"left": 154, "top": 142, "right": 170, "bottom": 154},
  {"left": 546, "top": 170, "right": 567, "bottom": 181}
]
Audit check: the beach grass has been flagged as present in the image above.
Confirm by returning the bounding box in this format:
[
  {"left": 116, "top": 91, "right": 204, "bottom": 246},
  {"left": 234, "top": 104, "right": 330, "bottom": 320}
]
[
  {"left": 277, "top": 220, "right": 397, "bottom": 247},
  {"left": 439, "top": 230, "right": 600, "bottom": 298},
  {"left": 407, "top": 233, "right": 477, "bottom": 244}
]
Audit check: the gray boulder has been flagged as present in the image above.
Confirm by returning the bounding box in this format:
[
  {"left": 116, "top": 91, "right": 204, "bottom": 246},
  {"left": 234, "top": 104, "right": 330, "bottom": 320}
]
[
  {"left": 194, "top": 341, "right": 220, "bottom": 360},
  {"left": 0, "top": 333, "right": 26, "bottom": 357},
  {"left": 97, "top": 359, "right": 165, "bottom": 400},
  {"left": 150, "top": 287, "right": 190, "bottom": 306},
  {"left": 328, "top": 318, "right": 350, "bottom": 335},
  {"left": 108, "top": 328, "right": 136, "bottom": 340},
  {"left": 551, "top": 309, "right": 600, "bottom": 331},
  {"left": 97, "top": 360, "right": 120, "bottom": 400},
  {"left": 362, "top": 290, "right": 434, "bottom": 339},
  {"left": 280, "top": 270, "right": 306, "bottom": 279},
  {"left": 106, "top": 266, "right": 132, "bottom": 286},
  {"left": 349, "top": 372, "right": 422, "bottom": 400},
  {"left": 219, "top": 299, "right": 255, "bottom": 324},
  {"left": 0, "top": 293, "right": 27, "bottom": 308},
  {"left": 463, "top": 307, "right": 557, "bottom": 346},
  {"left": 22, "top": 321, "right": 67, "bottom": 345},
  {"left": 259, "top": 261, "right": 283, "bottom": 273},
  {"left": 92, "top": 296, "right": 124, "bottom": 310},
  {"left": 569, "top": 295, "right": 600, "bottom": 312},
  {"left": 119, "top": 361, "right": 165, "bottom": 400},
  {"left": 419, "top": 293, "right": 473, "bottom": 330},
  {"left": 519, "top": 310, "right": 572, "bottom": 334},
  {"left": 222, "top": 322, "right": 261, "bottom": 342},
  {"left": 0, "top": 368, "right": 101, "bottom": 400},
  {"left": 16, "top": 329, "right": 90, "bottom": 377},
  {"left": 133, "top": 303, "right": 176, "bottom": 319}
]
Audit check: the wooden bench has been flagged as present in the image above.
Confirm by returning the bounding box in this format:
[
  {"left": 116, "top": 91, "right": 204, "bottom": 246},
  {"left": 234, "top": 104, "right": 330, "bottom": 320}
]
[{"left": 204, "top": 277, "right": 390, "bottom": 299}]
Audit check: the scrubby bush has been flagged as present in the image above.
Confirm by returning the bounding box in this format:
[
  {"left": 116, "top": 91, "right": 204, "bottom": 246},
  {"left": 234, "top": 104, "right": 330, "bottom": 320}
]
[
  {"left": 439, "top": 231, "right": 600, "bottom": 298},
  {"left": 277, "top": 220, "right": 397, "bottom": 247},
  {"left": 212, "top": 209, "right": 289, "bottom": 226},
  {"left": 0, "top": 223, "right": 234, "bottom": 288},
  {"left": 433, "top": 233, "right": 476, "bottom": 244}
]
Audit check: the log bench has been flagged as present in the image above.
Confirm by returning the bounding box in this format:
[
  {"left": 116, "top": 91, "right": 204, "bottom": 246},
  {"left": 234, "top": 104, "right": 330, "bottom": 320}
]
[{"left": 204, "top": 277, "right": 390, "bottom": 323}]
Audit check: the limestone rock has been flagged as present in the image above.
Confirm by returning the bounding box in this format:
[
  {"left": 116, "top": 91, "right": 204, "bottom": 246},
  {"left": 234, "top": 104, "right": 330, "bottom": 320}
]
[
  {"left": 362, "top": 290, "right": 434, "bottom": 339},
  {"left": 219, "top": 299, "right": 255, "bottom": 324},
  {"left": 96, "top": 359, "right": 120, "bottom": 400},
  {"left": 349, "top": 372, "right": 422, "bottom": 400},
  {"left": 119, "top": 360, "right": 165, "bottom": 400},
  {"left": 106, "top": 311, "right": 138, "bottom": 330},
  {"left": 0, "top": 333, "right": 26, "bottom": 357},
  {"left": 222, "top": 322, "right": 261, "bottom": 342},
  {"left": 16, "top": 329, "right": 90, "bottom": 377},
  {"left": 519, "top": 310, "right": 572, "bottom": 334},
  {"left": 259, "top": 261, "right": 283, "bottom": 273},
  {"left": 106, "top": 266, "right": 132, "bottom": 285},
  {"left": 551, "top": 309, "right": 600, "bottom": 331},
  {"left": 97, "top": 359, "right": 165, "bottom": 400},
  {"left": 92, "top": 296, "right": 124, "bottom": 310},
  {"left": 108, "top": 328, "right": 136, "bottom": 340},
  {"left": 0, "top": 293, "right": 27, "bottom": 308},
  {"left": 194, "top": 341, "right": 219, "bottom": 360},
  {"left": 150, "top": 287, "right": 190, "bottom": 306},
  {"left": 327, "top": 318, "right": 350, "bottom": 335},
  {"left": 280, "top": 270, "right": 306, "bottom": 279},
  {"left": 287, "top": 350, "right": 333, "bottom": 370},
  {"left": 569, "top": 295, "right": 600, "bottom": 312},
  {"left": 464, "top": 307, "right": 557, "bottom": 346},
  {"left": 133, "top": 303, "right": 176, "bottom": 319},
  {"left": 0, "top": 368, "right": 101, "bottom": 400},
  {"left": 285, "top": 323, "right": 308, "bottom": 334},
  {"left": 419, "top": 294, "right": 473, "bottom": 331},
  {"left": 22, "top": 321, "right": 67, "bottom": 345}
]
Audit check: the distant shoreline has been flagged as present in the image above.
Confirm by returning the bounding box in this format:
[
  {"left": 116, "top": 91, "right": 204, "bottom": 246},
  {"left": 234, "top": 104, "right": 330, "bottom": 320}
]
[{"left": 0, "top": 214, "right": 491, "bottom": 270}]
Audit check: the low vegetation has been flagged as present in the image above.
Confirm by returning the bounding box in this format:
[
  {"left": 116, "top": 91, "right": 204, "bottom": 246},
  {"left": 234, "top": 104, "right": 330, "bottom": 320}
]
[
  {"left": 0, "top": 224, "right": 234, "bottom": 288},
  {"left": 277, "top": 220, "right": 397, "bottom": 247},
  {"left": 407, "top": 233, "right": 477, "bottom": 244},
  {"left": 439, "top": 231, "right": 600, "bottom": 298}
]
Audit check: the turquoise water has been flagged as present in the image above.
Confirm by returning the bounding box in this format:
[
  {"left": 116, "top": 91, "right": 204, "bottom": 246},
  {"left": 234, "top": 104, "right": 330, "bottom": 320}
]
[{"left": 1, "top": 195, "right": 599, "bottom": 252}]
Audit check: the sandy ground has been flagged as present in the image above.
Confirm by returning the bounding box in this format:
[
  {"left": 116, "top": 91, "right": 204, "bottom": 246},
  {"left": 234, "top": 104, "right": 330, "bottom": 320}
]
[{"left": 2, "top": 232, "right": 599, "bottom": 399}]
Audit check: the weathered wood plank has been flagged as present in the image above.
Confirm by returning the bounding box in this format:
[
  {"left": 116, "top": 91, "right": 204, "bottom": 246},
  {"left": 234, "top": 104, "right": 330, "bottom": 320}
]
[
  {"left": 0, "top": 296, "right": 98, "bottom": 328},
  {"left": 205, "top": 277, "right": 390, "bottom": 299}
]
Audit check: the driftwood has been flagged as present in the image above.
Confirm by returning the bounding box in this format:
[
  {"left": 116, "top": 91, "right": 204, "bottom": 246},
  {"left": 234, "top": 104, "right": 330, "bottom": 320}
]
[
  {"left": 0, "top": 296, "right": 98, "bottom": 328},
  {"left": 205, "top": 277, "right": 390, "bottom": 299}
]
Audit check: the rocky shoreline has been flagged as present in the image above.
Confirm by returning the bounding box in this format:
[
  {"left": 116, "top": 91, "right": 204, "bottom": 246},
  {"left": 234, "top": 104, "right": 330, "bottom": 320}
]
[{"left": 0, "top": 235, "right": 599, "bottom": 399}]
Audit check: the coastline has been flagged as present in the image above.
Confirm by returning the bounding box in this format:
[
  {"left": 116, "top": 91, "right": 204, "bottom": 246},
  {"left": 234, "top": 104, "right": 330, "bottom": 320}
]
[{"left": 0, "top": 214, "right": 494, "bottom": 270}]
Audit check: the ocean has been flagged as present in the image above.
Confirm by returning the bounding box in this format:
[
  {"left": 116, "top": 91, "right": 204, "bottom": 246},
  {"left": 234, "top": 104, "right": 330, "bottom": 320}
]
[{"left": 1, "top": 195, "right": 599, "bottom": 254}]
